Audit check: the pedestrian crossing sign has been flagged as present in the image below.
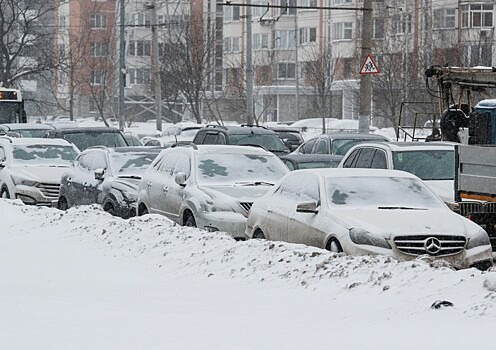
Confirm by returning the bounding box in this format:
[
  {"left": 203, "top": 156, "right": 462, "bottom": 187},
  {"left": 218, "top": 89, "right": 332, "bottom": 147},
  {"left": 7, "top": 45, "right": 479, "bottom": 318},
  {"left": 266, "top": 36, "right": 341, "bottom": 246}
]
[{"left": 359, "top": 54, "right": 380, "bottom": 75}]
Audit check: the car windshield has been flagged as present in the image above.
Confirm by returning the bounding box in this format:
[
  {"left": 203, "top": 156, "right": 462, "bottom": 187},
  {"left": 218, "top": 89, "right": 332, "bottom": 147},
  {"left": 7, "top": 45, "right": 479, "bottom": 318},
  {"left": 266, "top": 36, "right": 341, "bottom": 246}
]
[
  {"left": 110, "top": 152, "right": 158, "bottom": 175},
  {"left": 196, "top": 153, "right": 288, "bottom": 185},
  {"left": 63, "top": 132, "right": 128, "bottom": 151},
  {"left": 325, "top": 176, "right": 444, "bottom": 209},
  {"left": 331, "top": 138, "right": 384, "bottom": 156},
  {"left": 12, "top": 144, "right": 78, "bottom": 166},
  {"left": 229, "top": 134, "right": 288, "bottom": 152},
  {"left": 392, "top": 150, "right": 454, "bottom": 180}
]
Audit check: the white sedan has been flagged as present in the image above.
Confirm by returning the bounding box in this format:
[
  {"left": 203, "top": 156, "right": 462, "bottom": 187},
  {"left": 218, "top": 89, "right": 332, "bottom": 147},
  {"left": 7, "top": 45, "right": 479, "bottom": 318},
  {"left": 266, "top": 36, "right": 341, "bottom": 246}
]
[{"left": 245, "top": 168, "right": 493, "bottom": 270}]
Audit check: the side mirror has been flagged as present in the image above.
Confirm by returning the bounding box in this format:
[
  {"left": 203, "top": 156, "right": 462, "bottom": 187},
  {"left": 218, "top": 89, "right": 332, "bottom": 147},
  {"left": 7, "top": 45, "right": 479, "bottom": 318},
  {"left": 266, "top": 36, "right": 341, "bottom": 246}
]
[
  {"left": 296, "top": 201, "right": 319, "bottom": 214},
  {"left": 94, "top": 168, "right": 105, "bottom": 181},
  {"left": 175, "top": 172, "right": 187, "bottom": 187}
]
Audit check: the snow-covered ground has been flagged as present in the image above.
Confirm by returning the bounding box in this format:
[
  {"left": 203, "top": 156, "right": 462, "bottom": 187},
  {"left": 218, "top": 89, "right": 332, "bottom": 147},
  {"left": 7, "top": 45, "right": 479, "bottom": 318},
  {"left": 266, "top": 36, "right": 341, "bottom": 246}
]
[{"left": 1, "top": 199, "right": 495, "bottom": 349}]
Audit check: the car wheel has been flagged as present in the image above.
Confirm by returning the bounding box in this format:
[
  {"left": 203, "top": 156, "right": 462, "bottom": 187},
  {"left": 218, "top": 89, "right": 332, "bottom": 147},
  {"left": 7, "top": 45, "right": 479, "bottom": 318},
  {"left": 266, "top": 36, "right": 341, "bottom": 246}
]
[
  {"left": 57, "top": 196, "right": 68, "bottom": 210},
  {"left": 184, "top": 213, "right": 196, "bottom": 227},
  {"left": 104, "top": 203, "right": 116, "bottom": 216},
  {"left": 0, "top": 187, "right": 10, "bottom": 199},
  {"left": 138, "top": 204, "right": 148, "bottom": 216},
  {"left": 253, "top": 229, "right": 266, "bottom": 239},
  {"left": 326, "top": 238, "right": 343, "bottom": 253}
]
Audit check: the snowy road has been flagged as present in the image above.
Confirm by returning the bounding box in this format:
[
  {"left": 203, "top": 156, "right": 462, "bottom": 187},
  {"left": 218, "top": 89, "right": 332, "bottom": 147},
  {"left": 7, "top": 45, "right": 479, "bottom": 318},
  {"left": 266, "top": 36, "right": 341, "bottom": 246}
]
[{"left": 0, "top": 200, "right": 495, "bottom": 349}]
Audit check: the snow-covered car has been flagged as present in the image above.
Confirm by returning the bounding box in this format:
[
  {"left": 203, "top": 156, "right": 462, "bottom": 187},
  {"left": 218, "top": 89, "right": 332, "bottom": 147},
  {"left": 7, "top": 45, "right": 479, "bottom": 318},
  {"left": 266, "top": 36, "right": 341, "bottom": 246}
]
[
  {"left": 292, "top": 132, "right": 389, "bottom": 156},
  {"left": 160, "top": 124, "right": 203, "bottom": 141},
  {"left": 338, "top": 141, "right": 456, "bottom": 206},
  {"left": 58, "top": 146, "right": 161, "bottom": 218},
  {"left": 0, "top": 123, "right": 55, "bottom": 138},
  {"left": 0, "top": 137, "right": 80, "bottom": 206},
  {"left": 245, "top": 168, "right": 493, "bottom": 270},
  {"left": 137, "top": 144, "right": 290, "bottom": 239}
]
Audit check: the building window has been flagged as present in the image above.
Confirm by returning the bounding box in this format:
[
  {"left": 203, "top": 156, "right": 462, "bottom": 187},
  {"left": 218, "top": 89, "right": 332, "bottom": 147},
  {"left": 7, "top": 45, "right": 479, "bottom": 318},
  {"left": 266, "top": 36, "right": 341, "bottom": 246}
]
[
  {"left": 275, "top": 30, "right": 296, "bottom": 48},
  {"left": 224, "top": 6, "right": 240, "bottom": 21},
  {"left": 392, "top": 14, "right": 412, "bottom": 34},
  {"left": 128, "top": 68, "right": 151, "bottom": 85},
  {"left": 278, "top": 62, "right": 296, "bottom": 79},
  {"left": 131, "top": 13, "right": 151, "bottom": 27},
  {"left": 252, "top": 1, "right": 267, "bottom": 17},
  {"left": 461, "top": 4, "right": 493, "bottom": 28},
  {"left": 90, "top": 42, "right": 108, "bottom": 57},
  {"left": 59, "top": 16, "right": 67, "bottom": 28},
  {"left": 254, "top": 33, "right": 269, "bottom": 49},
  {"left": 299, "top": 27, "right": 316, "bottom": 44},
  {"left": 332, "top": 22, "right": 352, "bottom": 40},
  {"left": 434, "top": 8, "right": 456, "bottom": 29},
  {"left": 274, "top": 0, "right": 296, "bottom": 16},
  {"left": 223, "top": 37, "right": 241, "bottom": 53},
  {"left": 90, "top": 70, "right": 106, "bottom": 85},
  {"left": 332, "top": 0, "right": 352, "bottom": 4},
  {"left": 300, "top": 0, "right": 317, "bottom": 8},
  {"left": 89, "top": 14, "right": 107, "bottom": 28},
  {"left": 373, "top": 18, "right": 384, "bottom": 39},
  {"left": 128, "top": 40, "right": 151, "bottom": 56}
]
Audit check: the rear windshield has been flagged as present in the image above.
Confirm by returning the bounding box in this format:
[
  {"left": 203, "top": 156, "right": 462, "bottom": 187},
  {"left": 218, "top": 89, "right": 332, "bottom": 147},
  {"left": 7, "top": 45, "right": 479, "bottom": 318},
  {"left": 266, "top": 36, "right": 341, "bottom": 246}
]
[
  {"left": 63, "top": 132, "right": 128, "bottom": 151},
  {"left": 392, "top": 150, "right": 454, "bottom": 180},
  {"left": 229, "top": 134, "right": 288, "bottom": 152}
]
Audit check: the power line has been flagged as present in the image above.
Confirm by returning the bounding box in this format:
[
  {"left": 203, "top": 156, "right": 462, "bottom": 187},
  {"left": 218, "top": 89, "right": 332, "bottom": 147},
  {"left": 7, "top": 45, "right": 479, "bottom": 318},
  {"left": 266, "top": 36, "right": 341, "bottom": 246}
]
[{"left": 222, "top": 2, "right": 371, "bottom": 11}]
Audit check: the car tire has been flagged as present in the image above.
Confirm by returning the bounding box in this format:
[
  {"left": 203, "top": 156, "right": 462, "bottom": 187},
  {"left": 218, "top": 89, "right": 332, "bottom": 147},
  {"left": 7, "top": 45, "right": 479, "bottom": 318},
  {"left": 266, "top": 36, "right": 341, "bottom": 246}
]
[
  {"left": 138, "top": 204, "right": 148, "bottom": 216},
  {"left": 326, "top": 238, "right": 343, "bottom": 253},
  {"left": 104, "top": 202, "right": 117, "bottom": 216},
  {"left": 253, "top": 229, "right": 266, "bottom": 239},
  {"left": 0, "top": 187, "right": 10, "bottom": 199},
  {"left": 58, "top": 196, "right": 68, "bottom": 211},
  {"left": 184, "top": 213, "right": 196, "bottom": 227}
]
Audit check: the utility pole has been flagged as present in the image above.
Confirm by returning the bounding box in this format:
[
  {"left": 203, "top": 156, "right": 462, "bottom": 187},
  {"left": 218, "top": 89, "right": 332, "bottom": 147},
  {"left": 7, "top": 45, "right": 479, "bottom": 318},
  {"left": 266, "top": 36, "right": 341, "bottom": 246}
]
[
  {"left": 358, "top": 0, "right": 373, "bottom": 133},
  {"left": 246, "top": 0, "right": 254, "bottom": 126},
  {"left": 294, "top": 8, "right": 300, "bottom": 123},
  {"left": 149, "top": 0, "right": 162, "bottom": 132},
  {"left": 118, "top": 0, "right": 126, "bottom": 131}
]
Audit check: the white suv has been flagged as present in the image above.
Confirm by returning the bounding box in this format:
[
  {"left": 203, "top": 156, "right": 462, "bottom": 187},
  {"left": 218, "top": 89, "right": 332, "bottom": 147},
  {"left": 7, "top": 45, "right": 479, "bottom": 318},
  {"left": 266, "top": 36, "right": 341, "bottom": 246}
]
[{"left": 0, "top": 137, "right": 80, "bottom": 206}]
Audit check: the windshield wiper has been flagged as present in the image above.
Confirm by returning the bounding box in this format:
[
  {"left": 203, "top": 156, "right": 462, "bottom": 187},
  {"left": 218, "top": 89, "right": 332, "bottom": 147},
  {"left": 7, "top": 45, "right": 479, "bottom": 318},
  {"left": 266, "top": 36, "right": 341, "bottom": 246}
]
[
  {"left": 378, "top": 206, "right": 427, "bottom": 210},
  {"left": 235, "top": 181, "right": 274, "bottom": 186},
  {"left": 118, "top": 175, "right": 142, "bottom": 179}
]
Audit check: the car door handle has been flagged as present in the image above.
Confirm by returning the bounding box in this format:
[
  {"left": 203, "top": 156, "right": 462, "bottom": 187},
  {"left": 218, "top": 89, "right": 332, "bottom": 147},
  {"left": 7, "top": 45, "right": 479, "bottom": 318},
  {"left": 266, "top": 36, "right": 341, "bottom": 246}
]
[
  {"left": 267, "top": 209, "right": 273, "bottom": 213},
  {"left": 147, "top": 181, "right": 152, "bottom": 189},
  {"left": 162, "top": 186, "right": 168, "bottom": 193}
]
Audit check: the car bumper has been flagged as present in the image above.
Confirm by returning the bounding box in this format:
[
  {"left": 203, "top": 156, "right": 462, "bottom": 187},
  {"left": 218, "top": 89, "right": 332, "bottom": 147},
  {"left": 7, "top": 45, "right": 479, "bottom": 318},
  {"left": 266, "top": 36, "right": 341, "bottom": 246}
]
[
  {"left": 196, "top": 211, "right": 247, "bottom": 239},
  {"left": 350, "top": 243, "right": 493, "bottom": 270},
  {"left": 14, "top": 184, "right": 59, "bottom": 207}
]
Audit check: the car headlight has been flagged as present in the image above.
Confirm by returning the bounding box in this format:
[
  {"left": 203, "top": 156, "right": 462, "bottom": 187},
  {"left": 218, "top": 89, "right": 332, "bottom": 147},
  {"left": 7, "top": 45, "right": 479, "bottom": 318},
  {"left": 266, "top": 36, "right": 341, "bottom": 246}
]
[
  {"left": 121, "top": 190, "right": 137, "bottom": 203},
  {"left": 11, "top": 175, "right": 37, "bottom": 187},
  {"left": 349, "top": 228, "right": 392, "bottom": 249},
  {"left": 466, "top": 229, "right": 490, "bottom": 249}
]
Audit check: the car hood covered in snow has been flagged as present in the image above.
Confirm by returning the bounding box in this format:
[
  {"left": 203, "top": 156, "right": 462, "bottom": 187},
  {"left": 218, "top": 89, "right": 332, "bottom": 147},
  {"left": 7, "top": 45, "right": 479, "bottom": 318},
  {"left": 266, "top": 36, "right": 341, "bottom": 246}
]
[
  {"left": 200, "top": 184, "right": 273, "bottom": 202},
  {"left": 11, "top": 165, "right": 70, "bottom": 183},
  {"left": 332, "top": 208, "right": 478, "bottom": 238}
]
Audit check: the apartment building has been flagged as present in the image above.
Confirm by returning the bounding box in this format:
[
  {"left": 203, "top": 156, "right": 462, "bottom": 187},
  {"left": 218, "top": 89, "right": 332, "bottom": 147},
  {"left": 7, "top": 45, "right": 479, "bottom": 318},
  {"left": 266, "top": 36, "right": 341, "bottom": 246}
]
[{"left": 220, "top": 0, "right": 495, "bottom": 125}]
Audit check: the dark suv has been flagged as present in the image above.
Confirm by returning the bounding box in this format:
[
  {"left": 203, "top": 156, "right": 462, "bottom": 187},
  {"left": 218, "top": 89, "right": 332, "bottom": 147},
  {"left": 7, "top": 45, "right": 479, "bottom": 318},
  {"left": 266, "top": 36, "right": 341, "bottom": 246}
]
[
  {"left": 192, "top": 125, "right": 290, "bottom": 157},
  {"left": 44, "top": 127, "right": 128, "bottom": 151}
]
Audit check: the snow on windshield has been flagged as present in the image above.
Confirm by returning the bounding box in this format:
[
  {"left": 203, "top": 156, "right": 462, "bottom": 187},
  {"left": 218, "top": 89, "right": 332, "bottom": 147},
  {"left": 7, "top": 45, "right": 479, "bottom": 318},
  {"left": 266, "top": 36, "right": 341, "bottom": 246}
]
[
  {"left": 392, "top": 150, "right": 454, "bottom": 180},
  {"left": 110, "top": 152, "right": 158, "bottom": 174},
  {"left": 325, "top": 176, "right": 444, "bottom": 209},
  {"left": 197, "top": 153, "right": 288, "bottom": 184},
  {"left": 12, "top": 145, "right": 78, "bottom": 166}
]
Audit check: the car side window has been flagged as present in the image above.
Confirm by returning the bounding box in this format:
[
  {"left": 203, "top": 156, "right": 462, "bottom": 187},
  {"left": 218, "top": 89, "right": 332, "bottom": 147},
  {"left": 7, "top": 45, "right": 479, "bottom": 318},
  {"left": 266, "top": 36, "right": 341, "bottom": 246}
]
[
  {"left": 203, "top": 132, "right": 219, "bottom": 144},
  {"left": 91, "top": 152, "right": 108, "bottom": 170},
  {"left": 158, "top": 152, "right": 177, "bottom": 175},
  {"left": 299, "top": 175, "right": 320, "bottom": 202},
  {"left": 0, "top": 147, "right": 5, "bottom": 161},
  {"left": 354, "top": 148, "right": 375, "bottom": 168},
  {"left": 280, "top": 174, "right": 302, "bottom": 198},
  {"left": 370, "top": 150, "right": 387, "bottom": 169},
  {"left": 217, "top": 133, "right": 226, "bottom": 144},
  {"left": 342, "top": 149, "right": 360, "bottom": 168},
  {"left": 301, "top": 139, "right": 317, "bottom": 154},
  {"left": 173, "top": 152, "right": 190, "bottom": 177},
  {"left": 283, "top": 159, "right": 295, "bottom": 170},
  {"left": 77, "top": 153, "right": 92, "bottom": 171},
  {"left": 314, "top": 139, "right": 328, "bottom": 154}
]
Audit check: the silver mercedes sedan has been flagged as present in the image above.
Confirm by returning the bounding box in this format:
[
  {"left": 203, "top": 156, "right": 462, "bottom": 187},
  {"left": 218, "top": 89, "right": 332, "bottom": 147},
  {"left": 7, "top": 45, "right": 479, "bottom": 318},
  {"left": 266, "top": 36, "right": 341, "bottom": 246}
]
[{"left": 245, "top": 168, "right": 493, "bottom": 270}]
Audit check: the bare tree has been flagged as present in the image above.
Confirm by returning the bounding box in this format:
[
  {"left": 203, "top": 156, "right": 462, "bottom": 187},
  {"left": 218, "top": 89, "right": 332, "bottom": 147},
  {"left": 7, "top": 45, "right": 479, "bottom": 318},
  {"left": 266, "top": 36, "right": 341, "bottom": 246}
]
[{"left": 301, "top": 43, "right": 340, "bottom": 133}]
